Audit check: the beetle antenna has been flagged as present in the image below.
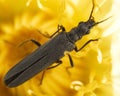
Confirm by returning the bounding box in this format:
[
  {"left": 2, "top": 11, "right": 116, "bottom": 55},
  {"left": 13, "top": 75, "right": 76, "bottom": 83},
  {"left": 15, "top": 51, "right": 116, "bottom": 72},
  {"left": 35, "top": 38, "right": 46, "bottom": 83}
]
[
  {"left": 88, "top": 0, "right": 95, "bottom": 20},
  {"left": 93, "top": 16, "right": 112, "bottom": 26}
]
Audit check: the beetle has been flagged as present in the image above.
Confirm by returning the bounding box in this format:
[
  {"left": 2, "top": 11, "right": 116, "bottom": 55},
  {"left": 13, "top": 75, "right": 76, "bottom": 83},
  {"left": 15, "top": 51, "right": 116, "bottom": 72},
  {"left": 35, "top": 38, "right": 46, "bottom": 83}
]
[{"left": 4, "top": 0, "right": 109, "bottom": 87}]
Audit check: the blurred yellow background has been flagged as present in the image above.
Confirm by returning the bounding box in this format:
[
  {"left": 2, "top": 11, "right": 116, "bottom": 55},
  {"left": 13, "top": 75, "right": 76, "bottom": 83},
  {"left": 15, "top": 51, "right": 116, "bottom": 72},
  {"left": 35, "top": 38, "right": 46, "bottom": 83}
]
[{"left": 0, "top": 0, "right": 120, "bottom": 96}]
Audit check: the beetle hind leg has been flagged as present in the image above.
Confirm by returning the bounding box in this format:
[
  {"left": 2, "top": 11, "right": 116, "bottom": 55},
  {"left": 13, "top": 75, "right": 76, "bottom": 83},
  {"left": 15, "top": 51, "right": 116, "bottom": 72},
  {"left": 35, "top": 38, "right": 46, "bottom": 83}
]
[
  {"left": 66, "top": 53, "right": 74, "bottom": 75},
  {"left": 39, "top": 60, "right": 62, "bottom": 85},
  {"left": 47, "top": 60, "right": 62, "bottom": 69}
]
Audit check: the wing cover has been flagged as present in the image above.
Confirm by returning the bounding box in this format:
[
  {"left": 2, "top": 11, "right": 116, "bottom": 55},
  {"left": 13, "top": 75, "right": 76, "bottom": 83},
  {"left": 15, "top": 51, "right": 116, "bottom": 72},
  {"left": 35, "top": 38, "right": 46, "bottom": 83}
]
[{"left": 4, "top": 32, "right": 75, "bottom": 87}]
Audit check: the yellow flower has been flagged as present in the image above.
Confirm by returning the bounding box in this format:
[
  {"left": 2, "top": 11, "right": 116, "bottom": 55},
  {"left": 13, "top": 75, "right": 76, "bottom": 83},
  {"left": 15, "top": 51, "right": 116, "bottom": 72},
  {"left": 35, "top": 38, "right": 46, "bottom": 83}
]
[{"left": 0, "top": 0, "right": 118, "bottom": 96}]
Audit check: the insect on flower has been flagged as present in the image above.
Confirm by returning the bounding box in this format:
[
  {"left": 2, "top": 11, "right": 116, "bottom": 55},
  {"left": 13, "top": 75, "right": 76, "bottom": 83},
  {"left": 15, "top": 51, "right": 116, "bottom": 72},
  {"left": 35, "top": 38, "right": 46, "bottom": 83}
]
[{"left": 4, "top": 0, "right": 110, "bottom": 87}]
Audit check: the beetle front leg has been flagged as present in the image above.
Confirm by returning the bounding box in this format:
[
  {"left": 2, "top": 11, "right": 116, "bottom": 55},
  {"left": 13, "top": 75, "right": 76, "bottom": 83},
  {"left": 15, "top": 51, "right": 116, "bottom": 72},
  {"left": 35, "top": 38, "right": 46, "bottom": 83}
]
[
  {"left": 37, "top": 25, "right": 66, "bottom": 38},
  {"left": 50, "top": 25, "right": 66, "bottom": 38},
  {"left": 74, "top": 38, "right": 99, "bottom": 52}
]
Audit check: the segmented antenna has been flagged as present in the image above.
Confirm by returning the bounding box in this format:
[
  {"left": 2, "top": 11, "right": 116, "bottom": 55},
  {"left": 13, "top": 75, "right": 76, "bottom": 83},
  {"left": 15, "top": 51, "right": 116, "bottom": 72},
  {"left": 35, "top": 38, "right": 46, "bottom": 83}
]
[
  {"left": 88, "top": 0, "right": 111, "bottom": 27},
  {"left": 88, "top": 0, "right": 95, "bottom": 20}
]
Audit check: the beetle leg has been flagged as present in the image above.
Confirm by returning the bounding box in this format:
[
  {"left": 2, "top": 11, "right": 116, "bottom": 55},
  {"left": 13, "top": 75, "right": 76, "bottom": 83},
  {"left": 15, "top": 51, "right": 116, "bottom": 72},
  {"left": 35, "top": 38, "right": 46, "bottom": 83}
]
[
  {"left": 66, "top": 53, "right": 74, "bottom": 75},
  {"left": 39, "top": 70, "right": 46, "bottom": 85},
  {"left": 50, "top": 25, "right": 66, "bottom": 38},
  {"left": 74, "top": 38, "right": 99, "bottom": 52},
  {"left": 47, "top": 60, "right": 62, "bottom": 69},
  {"left": 39, "top": 60, "right": 62, "bottom": 85},
  {"left": 18, "top": 39, "right": 41, "bottom": 47},
  {"left": 67, "top": 53, "right": 74, "bottom": 67},
  {"left": 29, "top": 39, "right": 41, "bottom": 46},
  {"left": 37, "top": 25, "right": 66, "bottom": 38},
  {"left": 40, "top": 56, "right": 73, "bottom": 85}
]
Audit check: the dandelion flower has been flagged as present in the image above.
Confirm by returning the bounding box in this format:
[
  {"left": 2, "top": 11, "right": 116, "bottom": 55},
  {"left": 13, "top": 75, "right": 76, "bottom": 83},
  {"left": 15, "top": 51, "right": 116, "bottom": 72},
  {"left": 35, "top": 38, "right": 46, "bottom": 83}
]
[{"left": 0, "top": 0, "right": 118, "bottom": 96}]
